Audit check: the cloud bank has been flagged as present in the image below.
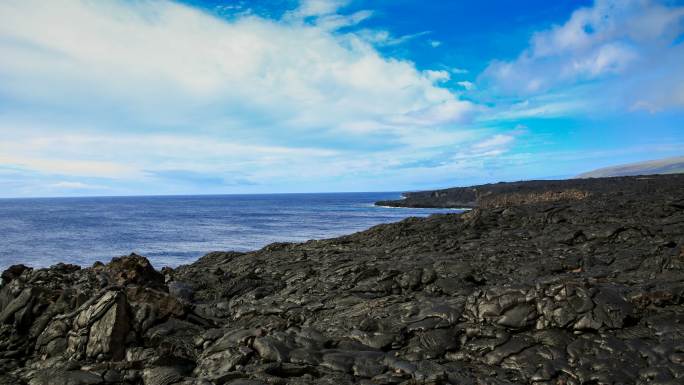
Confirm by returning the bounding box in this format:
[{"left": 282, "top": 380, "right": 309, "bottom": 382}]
[
  {"left": 0, "top": 0, "right": 473, "bottom": 136},
  {"left": 0, "top": 0, "right": 493, "bottom": 196}
]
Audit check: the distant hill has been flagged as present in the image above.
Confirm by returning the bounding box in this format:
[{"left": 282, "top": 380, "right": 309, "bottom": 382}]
[
  {"left": 576, "top": 156, "right": 684, "bottom": 178},
  {"left": 374, "top": 157, "right": 684, "bottom": 209}
]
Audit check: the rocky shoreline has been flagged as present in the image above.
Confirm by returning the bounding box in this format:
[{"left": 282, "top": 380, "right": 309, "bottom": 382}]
[{"left": 1, "top": 174, "right": 684, "bottom": 384}]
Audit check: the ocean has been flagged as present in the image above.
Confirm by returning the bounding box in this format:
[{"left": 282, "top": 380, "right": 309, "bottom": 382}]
[{"left": 0, "top": 192, "right": 463, "bottom": 271}]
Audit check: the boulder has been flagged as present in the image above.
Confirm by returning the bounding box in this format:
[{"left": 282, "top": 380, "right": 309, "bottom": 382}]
[
  {"left": 66, "top": 290, "right": 129, "bottom": 361},
  {"left": 103, "top": 254, "right": 164, "bottom": 288}
]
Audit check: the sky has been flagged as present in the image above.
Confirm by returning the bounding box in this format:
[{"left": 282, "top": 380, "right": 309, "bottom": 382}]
[{"left": 0, "top": 0, "right": 683, "bottom": 197}]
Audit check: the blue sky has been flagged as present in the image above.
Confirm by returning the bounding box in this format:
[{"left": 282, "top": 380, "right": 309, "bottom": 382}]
[{"left": 0, "top": 0, "right": 683, "bottom": 197}]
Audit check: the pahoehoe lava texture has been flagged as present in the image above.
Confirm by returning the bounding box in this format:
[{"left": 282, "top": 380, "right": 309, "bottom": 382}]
[{"left": 1, "top": 174, "right": 684, "bottom": 384}]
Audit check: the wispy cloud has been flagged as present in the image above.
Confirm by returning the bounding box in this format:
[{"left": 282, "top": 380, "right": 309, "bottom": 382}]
[
  {"left": 473, "top": 134, "right": 514, "bottom": 150},
  {"left": 356, "top": 29, "right": 433, "bottom": 47},
  {"left": 285, "top": 0, "right": 373, "bottom": 30},
  {"left": 50, "top": 181, "right": 104, "bottom": 190},
  {"left": 457, "top": 81, "right": 475, "bottom": 91},
  {"left": 479, "top": 0, "right": 684, "bottom": 111}
]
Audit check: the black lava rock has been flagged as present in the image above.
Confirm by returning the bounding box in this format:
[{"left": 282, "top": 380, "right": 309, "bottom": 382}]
[{"left": 1, "top": 174, "right": 684, "bottom": 384}]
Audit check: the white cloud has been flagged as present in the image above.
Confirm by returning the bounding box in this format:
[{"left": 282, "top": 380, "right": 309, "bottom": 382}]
[
  {"left": 511, "top": 124, "right": 529, "bottom": 135},
  {"left": 314, "top": 10, "right": 374, "bottom": 30},
  {"left": 0, "top": 153, "right": 140, "bottom": 179},
  {"left": 424, "top": 70, "right": 450, "bottom": 83},
  {"left": 285, "top": 0, "right": 373, "bottom": 31},
  {"left": 0, "top": 0, "right": 473, "bottom": 140},
  {"left": 50, "top": 181, "right": 103, "bottom": 190},
  {"left": 0, "top": 0, "right": 481, "bottom": 196},
  {"left": 473, "top": 134, "right": 515, "bottom": 150},
  {"left": 0, "top": 125, "right": 341, "bottom": 179},
  {"left": 0, "top": 117, "right": 528, "bottom": 196},
  {"left": 457, "top": 81, "right": 475, "bottom": 91},
  {"left": 429, "top": 40, "right": 442, "bottom": 48},
  {"left": 356, "top": 29, "right": 432, "bottom": 47},
  {"left": 481, "top": 95, "right": 587, "bottom": 121},
  {"left": 481, "top": 0, "right": 684, "bottom": 110},
  {"left": 291, "top": 0, "right": 349, "bottom": 18},
  {"left": 386, "top": 100, "right": 475, "bottom": 127},
  {"left": 0, "top": 120, "right": 493, "bottom": 196},
  {"left": 451, "top": 68, "right": 469, "bottom": 75}
]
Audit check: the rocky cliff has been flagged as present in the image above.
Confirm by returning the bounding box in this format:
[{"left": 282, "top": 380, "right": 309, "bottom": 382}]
[{"left": 1, "top": 174, "right": 684, "bottom": 384}]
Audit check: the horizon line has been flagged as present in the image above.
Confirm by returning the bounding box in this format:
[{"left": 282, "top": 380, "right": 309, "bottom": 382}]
[{"left": 0, "top": 174, "right": 581, "bottom": 200}]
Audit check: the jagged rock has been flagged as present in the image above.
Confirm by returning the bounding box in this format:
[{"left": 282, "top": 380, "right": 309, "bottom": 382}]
[
  {"left": 0, "top": 264, "right": 30, "bottom": 285},
  {"left": 0, "top": 287, "right": 35, "bottom": 326},
  {"left": 86, "top": 292, "right": 129, "bottom": 361},
  {"left": 65, "top": 290, "right": 129, "bottom": 361}
]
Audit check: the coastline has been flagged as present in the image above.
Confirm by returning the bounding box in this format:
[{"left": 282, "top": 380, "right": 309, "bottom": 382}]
[
  {"left": 0, "top": 192, "right": 454, "bottom": 273},
  {"left": 1, "top": 174, "right": 684, "bottom": 384},
  {"left": 374, "top": 174, "right": 679, "bottom": 209}
]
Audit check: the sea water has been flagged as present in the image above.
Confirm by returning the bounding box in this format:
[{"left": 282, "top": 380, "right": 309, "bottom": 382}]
[{"left": 0, "top": 192, "right": 463, "bottom": 271}]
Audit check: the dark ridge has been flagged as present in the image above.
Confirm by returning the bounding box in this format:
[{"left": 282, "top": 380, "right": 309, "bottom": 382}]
[{"left": 375, "top": 173, "right": 684, "bottom": 208}]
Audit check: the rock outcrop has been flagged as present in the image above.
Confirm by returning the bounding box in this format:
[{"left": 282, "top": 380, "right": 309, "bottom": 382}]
[{"left": 1, "top": 174, "right": 684, "bottom": 384}]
